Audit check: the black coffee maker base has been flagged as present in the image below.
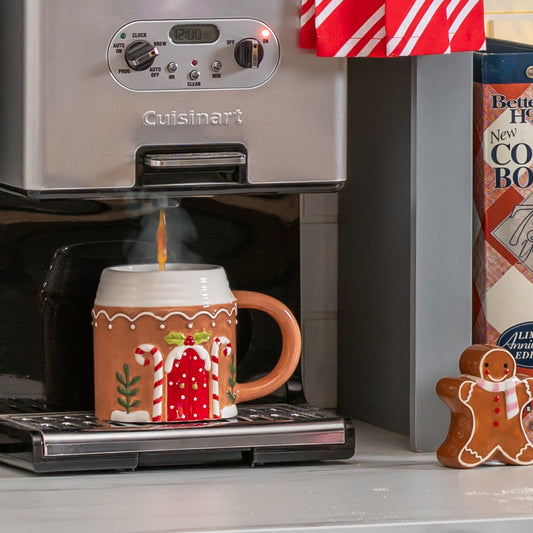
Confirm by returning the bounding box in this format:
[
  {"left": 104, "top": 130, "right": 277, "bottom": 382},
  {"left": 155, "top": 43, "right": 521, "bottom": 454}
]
[{"left": 0, "top": 403, "right": 355, "bottom": 473}]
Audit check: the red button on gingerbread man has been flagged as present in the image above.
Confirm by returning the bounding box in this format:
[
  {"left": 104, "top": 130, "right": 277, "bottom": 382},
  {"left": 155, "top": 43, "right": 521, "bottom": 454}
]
[{"left": 436, "top": 344, "right": 533, "bottom": 468}]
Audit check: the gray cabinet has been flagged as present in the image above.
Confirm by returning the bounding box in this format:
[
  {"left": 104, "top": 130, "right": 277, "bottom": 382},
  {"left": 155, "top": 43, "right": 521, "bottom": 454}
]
[{"left": 339, "top": 53, "right": 473, "bottom": 452}]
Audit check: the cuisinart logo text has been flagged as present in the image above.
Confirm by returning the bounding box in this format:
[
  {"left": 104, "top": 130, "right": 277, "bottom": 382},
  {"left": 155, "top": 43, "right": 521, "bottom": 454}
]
[{"left": 142, "top": 108, "right": 243, "bottom": 126}]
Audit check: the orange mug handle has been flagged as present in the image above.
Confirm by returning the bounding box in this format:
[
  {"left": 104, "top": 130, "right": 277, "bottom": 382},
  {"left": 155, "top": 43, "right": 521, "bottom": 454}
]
[{"left": 232, "top": 290, "right": 301, "bottom": 404}]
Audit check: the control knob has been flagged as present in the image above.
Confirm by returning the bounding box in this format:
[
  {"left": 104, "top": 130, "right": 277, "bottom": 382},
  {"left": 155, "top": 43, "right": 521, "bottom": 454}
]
[
  {"left": 125, "top": 40, "right": 159, "bottom": 71},
  {"left": 234, "top": 38, "right": 264, "bottom": 69}
]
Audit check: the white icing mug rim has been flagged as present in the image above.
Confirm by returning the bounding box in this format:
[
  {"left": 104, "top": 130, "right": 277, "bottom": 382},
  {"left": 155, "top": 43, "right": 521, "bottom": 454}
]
[{"left": 94, "top": 263, "right": 234, "bottom": 307}]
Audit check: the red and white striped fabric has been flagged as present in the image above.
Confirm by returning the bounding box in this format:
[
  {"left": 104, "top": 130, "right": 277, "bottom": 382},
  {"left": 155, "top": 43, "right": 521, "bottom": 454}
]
[{"left": 300, "top": 0, "right": 486, "bottom": 57}]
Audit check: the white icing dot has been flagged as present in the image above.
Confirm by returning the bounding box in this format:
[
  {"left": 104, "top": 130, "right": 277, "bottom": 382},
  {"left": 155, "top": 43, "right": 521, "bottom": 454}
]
[
  {"left": 159, "top": 324, "right": 165, "bottom": 330},
  {"left": 211, "top": 321, "right": 216, "bottom": 327},
  {"left": 203, "top": 404, "right": 207, "bottom": 409},
  {"left": 193, "top": 356, "right": 197, "bottom": 360},
  {"left": 182, "top": 415, "right": 186, "bottom": 419},
  {"left": 182, "top": 373, "right": 186, "bottom": 378},
  {"left": 227, "top": 319, "right": 232, "bottom": 325},
  {"left": 94, "top": 322, "right": 98, "bottom": 328},
  {"left": 188, "top": 323, "right": 193, "bottom": 329},
  {"left": 175, "top": 363, "right": 179, "bottom": 368},
  {"left": 108, "top": 324, "right": 113, "bottom": 330},
  {"left": 203, "top": 383, "right": 207, "bottom": 388},
  {"left": 181, "top": 395, "right": 186, "bottom": 400},
  {"left": 192, "top": 377, "right": 196, "bottom": 382},
  {"left": 130, "top": 324, "right": 135, "bottom": 330},
  {"left": 170, "top": 405, "right": 175, "bottom": 410},
  {"left": 193, "top": 397, "right": 197, "bottom": 402},
  {"left": 169, "top": 381, "right": 174, "bottom": 386},
  {"left": 193, "top": 414, "right": 198, "bottom": 418}
]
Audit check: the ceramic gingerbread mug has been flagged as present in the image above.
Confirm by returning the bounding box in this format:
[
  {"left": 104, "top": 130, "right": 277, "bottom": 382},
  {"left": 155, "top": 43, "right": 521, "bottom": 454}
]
[{"left": 92, "top": 264, "right": 301, "bottom": 423}]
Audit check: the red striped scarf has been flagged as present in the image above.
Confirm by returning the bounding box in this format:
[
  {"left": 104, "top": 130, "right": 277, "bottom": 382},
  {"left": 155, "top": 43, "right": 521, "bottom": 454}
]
[{"left": 464, "top": 376, "right": 520, "bottom": 419}]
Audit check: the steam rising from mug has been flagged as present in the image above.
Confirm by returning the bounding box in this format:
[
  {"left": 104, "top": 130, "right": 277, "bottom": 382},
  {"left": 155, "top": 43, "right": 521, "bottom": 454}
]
[{"left": 124, "top": 205, "right": 201, "bottom": 265}]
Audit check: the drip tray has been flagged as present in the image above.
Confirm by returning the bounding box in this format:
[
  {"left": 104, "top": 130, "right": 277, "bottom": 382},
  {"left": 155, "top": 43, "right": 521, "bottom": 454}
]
[{"left": 0, "top": 404, "right": 355, "bottom": 473}]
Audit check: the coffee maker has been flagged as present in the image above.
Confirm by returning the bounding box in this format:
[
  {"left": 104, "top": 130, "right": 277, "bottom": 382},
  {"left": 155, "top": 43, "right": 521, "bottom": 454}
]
[{"left": 0, "top": 0, "right": 354, "bottom": 472}]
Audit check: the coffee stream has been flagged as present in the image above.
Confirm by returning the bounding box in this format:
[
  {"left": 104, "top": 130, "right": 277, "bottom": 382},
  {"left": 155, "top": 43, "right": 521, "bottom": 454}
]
[{"left": 156, "top": 208, "right": 167, "bottom": 271}]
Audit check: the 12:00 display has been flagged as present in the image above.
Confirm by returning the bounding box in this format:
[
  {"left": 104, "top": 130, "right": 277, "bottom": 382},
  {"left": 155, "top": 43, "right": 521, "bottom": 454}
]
[{"left": 169, "top": 24, "right": 220, "bottom": 44}]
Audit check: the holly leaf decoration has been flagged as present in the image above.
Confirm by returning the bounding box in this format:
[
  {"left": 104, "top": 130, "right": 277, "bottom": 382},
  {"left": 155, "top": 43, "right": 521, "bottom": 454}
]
[
  {"left": 165, "top": 331, "right": 186, "bottom": 346},
  {"left": 164, "top": 331, "right": 212, "bottom": 345},
  {"left": 194, "top": 331, "right": 212, "bottom": 344}
]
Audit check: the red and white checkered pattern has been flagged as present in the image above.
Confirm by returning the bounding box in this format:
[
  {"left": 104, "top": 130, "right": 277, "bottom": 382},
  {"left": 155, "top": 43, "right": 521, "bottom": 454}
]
[
  {"left": 472, "top": 81, "right": 533, "bottom": 348},
  {"left": 300, "top": 0, "right": 486, "bottom": 57}
]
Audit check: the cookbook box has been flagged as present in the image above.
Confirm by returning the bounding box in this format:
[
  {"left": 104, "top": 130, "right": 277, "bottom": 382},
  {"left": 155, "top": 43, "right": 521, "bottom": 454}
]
[{"left": 473, "top": 39, "right": 533, "bottom": 436}]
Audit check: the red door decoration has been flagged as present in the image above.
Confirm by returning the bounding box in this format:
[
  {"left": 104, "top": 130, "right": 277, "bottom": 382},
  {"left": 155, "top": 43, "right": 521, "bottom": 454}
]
[
  {"left": 164, "top": 340, "right": 211, "bottom": 421},
  {"left": 129, "top": 334, "right": 235, "bottom": 422},
  {"left": 300, "top": 0, "right": 486, "bottom": 58}
]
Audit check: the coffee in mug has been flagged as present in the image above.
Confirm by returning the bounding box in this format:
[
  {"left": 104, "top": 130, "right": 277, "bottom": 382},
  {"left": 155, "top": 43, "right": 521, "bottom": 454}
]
[{"left": 92, "top": 264, "right": 301, "bottom": 422}]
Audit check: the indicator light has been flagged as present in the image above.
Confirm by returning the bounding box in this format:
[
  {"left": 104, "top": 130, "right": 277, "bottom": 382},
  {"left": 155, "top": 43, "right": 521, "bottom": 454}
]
[
  {"left": 261, "top": 29, "right": 270, "bottom": 39},
  {"left": 192, "top": 59, "right": 198, "bottom": 66},
  {"left": 120, "top": 33, "right": 127, "bottom": 39}
]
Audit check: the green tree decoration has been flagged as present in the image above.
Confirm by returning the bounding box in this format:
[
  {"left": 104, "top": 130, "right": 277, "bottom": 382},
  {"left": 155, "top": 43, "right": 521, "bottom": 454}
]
[
  {"left": 227, "top": 352, "right": 237, "bottom": 404},
  {"left": 116, "top": 363, "right": 140, "bottom": 414}
]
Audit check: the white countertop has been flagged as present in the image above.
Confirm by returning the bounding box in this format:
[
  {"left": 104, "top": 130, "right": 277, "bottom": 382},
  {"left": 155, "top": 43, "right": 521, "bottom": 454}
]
[{"left": 1, "top": 422, "right": 533, "bottom": 532}]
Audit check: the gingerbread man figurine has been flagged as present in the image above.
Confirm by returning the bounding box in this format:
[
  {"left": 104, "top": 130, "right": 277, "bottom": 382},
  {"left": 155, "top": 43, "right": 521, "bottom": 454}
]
[{"left": 436, "top": 344, "right": 533, "bottom": 468}]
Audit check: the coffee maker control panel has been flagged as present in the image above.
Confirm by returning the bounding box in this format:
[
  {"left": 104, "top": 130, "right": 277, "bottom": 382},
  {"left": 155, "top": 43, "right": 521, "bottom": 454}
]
[{"left": 108, "top": 19, "right": 280, "bottom": 91}]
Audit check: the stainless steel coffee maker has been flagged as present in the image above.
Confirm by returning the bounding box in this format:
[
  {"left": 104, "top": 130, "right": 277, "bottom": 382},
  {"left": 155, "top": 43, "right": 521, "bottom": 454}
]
[{"left": 0, "top": 0, "right": 353, "bottom": 472}]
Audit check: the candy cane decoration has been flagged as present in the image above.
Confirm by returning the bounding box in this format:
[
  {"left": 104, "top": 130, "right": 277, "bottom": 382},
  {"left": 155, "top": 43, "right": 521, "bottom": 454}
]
[
  {"left": 211, "top": 336, "right": 232, "bottom": 418},
  {"left": 134, "top": 344, "right": 164, "bottom": 422}
]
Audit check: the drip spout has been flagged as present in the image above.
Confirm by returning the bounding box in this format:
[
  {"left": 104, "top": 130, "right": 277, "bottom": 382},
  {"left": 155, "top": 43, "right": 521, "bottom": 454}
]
[{"left": 152, "top": 197, "right": 180, "bottom": 209}]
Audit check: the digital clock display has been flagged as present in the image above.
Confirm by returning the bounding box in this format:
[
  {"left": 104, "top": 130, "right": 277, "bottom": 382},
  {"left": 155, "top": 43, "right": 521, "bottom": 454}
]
[{"left": 169, "top": 24, "right": 220, "bottom": 44}]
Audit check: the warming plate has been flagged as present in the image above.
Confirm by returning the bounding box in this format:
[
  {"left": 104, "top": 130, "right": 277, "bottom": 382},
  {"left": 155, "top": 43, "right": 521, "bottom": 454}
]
[{"left": 0, "top": 404, "right": 355, "bottom": 473}]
